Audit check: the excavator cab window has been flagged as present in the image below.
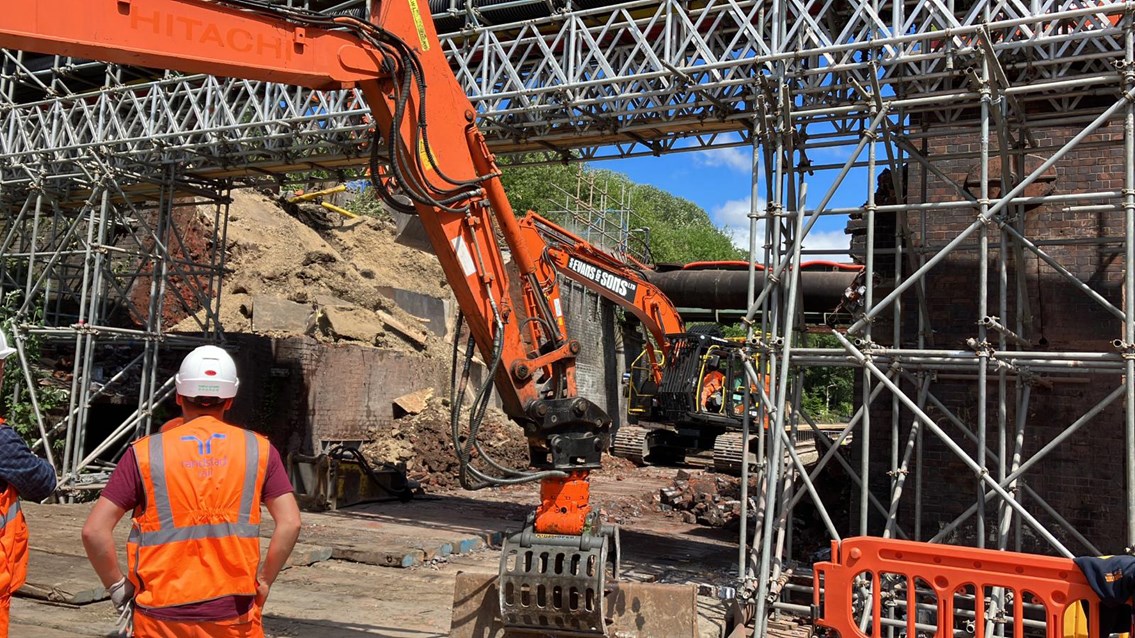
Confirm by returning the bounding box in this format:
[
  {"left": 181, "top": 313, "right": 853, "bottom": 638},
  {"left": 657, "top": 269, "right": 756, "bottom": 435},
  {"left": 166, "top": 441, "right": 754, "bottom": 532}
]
[
  {"left": 727, "top": 358, "right": 747, "bottom": 417},
  {"left": 699, "top": 350, "right": 727, "bottom": 414}
]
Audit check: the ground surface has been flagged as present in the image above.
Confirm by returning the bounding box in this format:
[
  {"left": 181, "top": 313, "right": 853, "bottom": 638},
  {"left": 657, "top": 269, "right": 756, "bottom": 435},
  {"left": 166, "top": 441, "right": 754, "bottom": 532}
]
[{"left": 12, "top": 466, "right": 735, "bottom": 638}]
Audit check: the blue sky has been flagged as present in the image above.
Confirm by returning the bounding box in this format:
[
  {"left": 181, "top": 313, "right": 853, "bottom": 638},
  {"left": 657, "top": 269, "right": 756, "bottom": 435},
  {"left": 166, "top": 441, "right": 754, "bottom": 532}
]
[{"left": 593, "top": 137, "right": 870, "bottom": 263}]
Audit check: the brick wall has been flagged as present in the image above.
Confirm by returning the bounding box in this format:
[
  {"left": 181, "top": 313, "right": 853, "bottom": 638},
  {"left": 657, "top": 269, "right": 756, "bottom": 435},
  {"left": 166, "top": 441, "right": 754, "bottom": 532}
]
[
  {"left": 856, "top": 121, "right": 1128, "bottom": 552},
  {"left": 228, "top": 335, "right": 451, "bottom": 454},
  {"left": 224, "top": 289, "right": 624, "bottom": 456},
  {"left": 559, "top": 281, "right": 625, "bottom": 430}
]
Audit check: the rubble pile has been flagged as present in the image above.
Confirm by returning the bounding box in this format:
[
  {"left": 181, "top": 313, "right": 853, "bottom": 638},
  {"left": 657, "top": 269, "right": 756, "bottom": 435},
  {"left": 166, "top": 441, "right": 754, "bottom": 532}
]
[
  {"left": 363, "top": 395, "right": 529, "bottom": 491},
  {"left": 656, "top": 470, "right": 747, "bottom": 527},
  {"left": 656, "top": 467, "right": 852, "bottom": 561},
  {"left": 173, "top": 189, "right": 451, "bottom": 354}
]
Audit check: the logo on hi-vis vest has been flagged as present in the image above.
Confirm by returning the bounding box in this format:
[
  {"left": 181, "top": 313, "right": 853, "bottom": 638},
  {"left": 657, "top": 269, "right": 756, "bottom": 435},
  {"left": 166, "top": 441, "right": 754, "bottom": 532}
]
[
  {"left": 566, "top": 257, "right": 637, "bottom": 302},
  {"left": 181, "top": 433, "right": 226, "bottom": 456}
]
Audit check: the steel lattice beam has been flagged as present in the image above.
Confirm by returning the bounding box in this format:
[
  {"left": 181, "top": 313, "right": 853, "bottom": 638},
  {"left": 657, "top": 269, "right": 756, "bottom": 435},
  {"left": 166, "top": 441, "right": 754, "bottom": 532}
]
[{"left": 0, "top": 0, "right": 1125, "bottom": 187}]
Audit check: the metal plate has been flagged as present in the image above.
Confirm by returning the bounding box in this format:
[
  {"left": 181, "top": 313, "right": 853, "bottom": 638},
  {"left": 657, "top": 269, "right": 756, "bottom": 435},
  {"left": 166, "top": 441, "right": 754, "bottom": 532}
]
[{"left": 450, "top": 572, "right": 699, "bottom": 638}]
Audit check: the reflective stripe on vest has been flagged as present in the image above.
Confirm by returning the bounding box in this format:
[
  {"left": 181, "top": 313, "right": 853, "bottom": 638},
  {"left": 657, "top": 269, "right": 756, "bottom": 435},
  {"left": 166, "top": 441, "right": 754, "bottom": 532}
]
[
  {"left": 128, "top": 520, "right": 260, "bottom": 547},
  {"left": 131, "top": 428, "right": 262, "bottom": 546},
  {"left": 0, "top": 501, "right": 20, "bottom": 531}
]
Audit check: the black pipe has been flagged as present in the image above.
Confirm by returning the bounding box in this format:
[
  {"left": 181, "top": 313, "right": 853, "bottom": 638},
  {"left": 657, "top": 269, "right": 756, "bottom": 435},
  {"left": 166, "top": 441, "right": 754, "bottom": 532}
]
[{"left": 644, "top": 269, "right": 857, "bottom": 314}]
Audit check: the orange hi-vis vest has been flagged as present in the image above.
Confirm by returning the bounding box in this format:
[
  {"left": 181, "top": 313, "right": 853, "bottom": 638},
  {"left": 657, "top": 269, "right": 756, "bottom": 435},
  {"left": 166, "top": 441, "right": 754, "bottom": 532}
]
[
  {"left": 127, "top": 416, "right": 270, "bottom": 610},
  {"left": 0, "top": 482, "right": 29, "bottom": 599}
]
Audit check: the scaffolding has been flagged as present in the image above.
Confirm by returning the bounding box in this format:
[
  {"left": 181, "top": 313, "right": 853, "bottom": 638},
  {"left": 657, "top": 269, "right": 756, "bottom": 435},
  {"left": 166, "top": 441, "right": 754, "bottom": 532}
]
[
  {"left": 0, "top": 171, "right": 230, "bottom": 491},
  {"left": 546, "top": 168, "right": 650, "bottom": 264},
  {"left": 1, "top": 0, "right": 1133, "bottom": 634}
]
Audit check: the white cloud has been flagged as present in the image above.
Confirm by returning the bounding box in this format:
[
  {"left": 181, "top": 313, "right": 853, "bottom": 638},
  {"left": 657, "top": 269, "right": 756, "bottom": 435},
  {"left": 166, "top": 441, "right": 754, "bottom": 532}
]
[
  {"left": 800, "top": 229, "right": 851, "bottom": 262},
  {"left": 694, "top": 147, "right": 752, "bottom": 172},
  {"left": 712, "top": 197, "right": 765, "bottom": 253},
  {"left": 710, "top": 197, "right": 851, "bottom": 263}
]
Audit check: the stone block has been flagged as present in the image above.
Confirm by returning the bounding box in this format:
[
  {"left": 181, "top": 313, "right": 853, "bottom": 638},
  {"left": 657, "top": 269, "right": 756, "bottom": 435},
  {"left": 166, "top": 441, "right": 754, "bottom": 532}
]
[
  {"left": 322, "top": 305, "right": 381, "bottom": 344},
  {"left": 252, "top": 295, "right": 315, "bottom": 333},
  {"left": 393, "top": 388, "right": 433, "bottom": 419}
]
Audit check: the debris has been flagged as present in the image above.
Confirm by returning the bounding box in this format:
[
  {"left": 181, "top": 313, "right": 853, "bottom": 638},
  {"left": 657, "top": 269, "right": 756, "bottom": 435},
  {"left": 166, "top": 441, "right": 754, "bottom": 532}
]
[
  {"left": 393, "top": 388, "right": 433, "bottom": 419},
  {"left": 320, "top": 305, "right": 380, "bottom": 344},
  {"left": 378, "top": 310, "right": 429, "bottom": 350},
  {"left": 250, "top": 295, "right": 314, "bottom": 333},
  {"left": 655, "top": 471, "right": 746, "bottom": 528},
  {"left": 170, "top": 190, "right": 450, "bottom": 356},
  {"left": 362, "top": 397, "right": 528, "bottom": 491}
]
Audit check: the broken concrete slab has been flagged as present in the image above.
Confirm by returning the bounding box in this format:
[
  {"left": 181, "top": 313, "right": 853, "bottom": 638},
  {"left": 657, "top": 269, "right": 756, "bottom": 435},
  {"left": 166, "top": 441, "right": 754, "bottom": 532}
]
[
  {"left": 312, "top": 293, "right": 355, "bottom": 309},
  {"left": 393, "top": 388, "right": 433, "bottom": 419},
  {"left": 321, "top": 305, "right": 381, "bottom": 344},
  {"left": 252, "top": 295, "right": 315, "bottom": 333},
  {"left": 378, "top": 310, "right": 429, "bottom": 349},
  {"left": 376, "top": 286, "right": 454, "bottom": 337}
]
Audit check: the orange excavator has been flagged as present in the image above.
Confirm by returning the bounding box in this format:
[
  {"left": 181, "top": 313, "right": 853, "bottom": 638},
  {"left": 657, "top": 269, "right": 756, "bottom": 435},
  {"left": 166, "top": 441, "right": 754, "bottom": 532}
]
[
  {"left": 518, "top": 212, "right": 683, "bottom": 383},
  {"left": 0, "top": 1, "right": 698, "bottom": 635},
  {"left": 518, "top": 212, "right": 774, "bottom": 473}
]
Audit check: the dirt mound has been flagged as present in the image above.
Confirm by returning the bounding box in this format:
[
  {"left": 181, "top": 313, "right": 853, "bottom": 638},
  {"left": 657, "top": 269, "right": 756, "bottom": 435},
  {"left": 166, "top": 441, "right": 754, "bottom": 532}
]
[
  {"left": 363, "top": 396, "right": 529, "bottom": 491},
  {"left": 173, "top": 189, "right": 450, "bottom": 354}
]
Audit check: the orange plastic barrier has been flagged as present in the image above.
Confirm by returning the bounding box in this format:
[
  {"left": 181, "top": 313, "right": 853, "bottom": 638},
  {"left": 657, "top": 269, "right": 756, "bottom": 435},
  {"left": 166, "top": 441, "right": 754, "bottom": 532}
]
[{"left": 814, "top": 537, "right": 1112, "bottom": 638}]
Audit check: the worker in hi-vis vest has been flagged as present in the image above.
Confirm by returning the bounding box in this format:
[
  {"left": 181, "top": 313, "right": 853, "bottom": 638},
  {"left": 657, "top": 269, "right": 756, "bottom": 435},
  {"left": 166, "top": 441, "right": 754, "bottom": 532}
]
[
  {"left": 0, "top": 328, "right": 57, "bottom": 637},
  {"left": 82, "top": 345, "right": 301, "bottom": 638}
]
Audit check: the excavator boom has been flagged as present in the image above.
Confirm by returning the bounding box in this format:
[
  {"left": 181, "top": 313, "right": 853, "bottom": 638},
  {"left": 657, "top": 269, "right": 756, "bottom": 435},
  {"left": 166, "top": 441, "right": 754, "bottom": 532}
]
[{"left": 519, "top": 212, "right": 686, "bottom": 384}]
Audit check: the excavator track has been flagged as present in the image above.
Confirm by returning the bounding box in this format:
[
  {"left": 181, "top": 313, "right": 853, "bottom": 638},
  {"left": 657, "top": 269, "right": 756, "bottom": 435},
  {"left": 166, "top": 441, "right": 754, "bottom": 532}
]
[
  {"left": 612, "top": 425, "right": 651, "bottom": 465},
  {"left": 713, "top": 432, "right": 755, "bottom": 474}
]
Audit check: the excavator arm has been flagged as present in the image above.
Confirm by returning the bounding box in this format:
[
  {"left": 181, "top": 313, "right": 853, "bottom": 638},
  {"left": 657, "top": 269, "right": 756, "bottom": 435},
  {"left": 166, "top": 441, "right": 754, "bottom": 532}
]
[
  {"left": 518, "top": 212, "right": 686, "bottom": 384},
  {"left": 0, "top": 2, "right": 704, "bottom": 636},
  {"left": 4, "top": 0, "right": 578, "bottom": 422}
]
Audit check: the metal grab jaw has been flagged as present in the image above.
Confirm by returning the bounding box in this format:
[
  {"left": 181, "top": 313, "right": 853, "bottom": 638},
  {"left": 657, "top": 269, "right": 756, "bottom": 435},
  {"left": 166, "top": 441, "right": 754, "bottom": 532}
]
[{"left": 498, "top": 516, "right": 620, "bottom": 636}]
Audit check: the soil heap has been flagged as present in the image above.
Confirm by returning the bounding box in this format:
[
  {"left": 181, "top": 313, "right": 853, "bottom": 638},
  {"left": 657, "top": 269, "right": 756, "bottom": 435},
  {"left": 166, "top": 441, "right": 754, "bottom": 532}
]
[{"left": 174, "top": 189, "right": 451, "bottom": 354}]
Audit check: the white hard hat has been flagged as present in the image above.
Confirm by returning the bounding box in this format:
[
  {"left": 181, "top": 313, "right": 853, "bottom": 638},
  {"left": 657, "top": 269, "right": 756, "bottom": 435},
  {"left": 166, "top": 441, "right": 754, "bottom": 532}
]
[
  {"left": 175, "top": 345, "right": 239, "bottom": 399},
  {"left": 0, "top": 328, "right": 15, "bottom": 361}
]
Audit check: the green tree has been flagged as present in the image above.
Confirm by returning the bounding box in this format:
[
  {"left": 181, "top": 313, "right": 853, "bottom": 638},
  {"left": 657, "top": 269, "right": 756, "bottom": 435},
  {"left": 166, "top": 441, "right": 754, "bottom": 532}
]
[
  {"left": 795, "top": 333, "right": 853, "bottom": 422},
  {"left": 0, "top": 291, "right": 68, "bottom": 444},
  {"left": 500, "top": 161, "right": 743, "bottom": 263}
]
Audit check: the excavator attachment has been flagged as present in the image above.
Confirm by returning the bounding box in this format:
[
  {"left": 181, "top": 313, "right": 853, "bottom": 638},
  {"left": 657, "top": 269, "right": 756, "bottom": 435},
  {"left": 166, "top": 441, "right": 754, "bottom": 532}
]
[
  {"left": 451, "top": 520, "right": 699, "bottom": 637},
  {"left": 450, "top": 571, "right": 699, "bottom": 638},
  {"left": 497, "top": 530, "right": 612, "bottom": 633}
]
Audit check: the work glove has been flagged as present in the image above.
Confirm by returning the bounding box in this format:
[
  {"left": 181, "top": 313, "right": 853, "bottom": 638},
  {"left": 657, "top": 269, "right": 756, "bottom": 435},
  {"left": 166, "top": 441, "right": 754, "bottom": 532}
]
[
  {"left": 108, "top": 577, "right": 135, "bottom": 613},
  {"left": 109, "top": 578, "right": 135, "bottom": 637}
]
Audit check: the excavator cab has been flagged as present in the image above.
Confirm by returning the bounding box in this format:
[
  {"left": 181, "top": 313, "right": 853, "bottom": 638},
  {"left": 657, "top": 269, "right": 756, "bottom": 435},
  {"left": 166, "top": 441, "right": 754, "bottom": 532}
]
[
  {"left": 625, "top": 348, "right": 662, "bottom": 419},
  {"left": 613, "top": 326, "right": 775, "bottom": 473}
]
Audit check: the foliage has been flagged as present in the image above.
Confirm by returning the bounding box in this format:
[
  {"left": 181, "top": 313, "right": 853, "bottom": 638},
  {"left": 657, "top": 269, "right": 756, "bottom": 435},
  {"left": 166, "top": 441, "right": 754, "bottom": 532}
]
[
  {"left": 297, "top": 159, "right": 744, "bottom": 264},
  {"left": 342, "top": 185, "right": 391, "bottom": 220},
  {"left": 0, "top": 291, "right": 69, "bottom": 445},
  {"left": 500, "top": 159, "right": 743, "bottom": 264},
  {"left": 795, "top": 332, "right": 854, "bottom": 422}
]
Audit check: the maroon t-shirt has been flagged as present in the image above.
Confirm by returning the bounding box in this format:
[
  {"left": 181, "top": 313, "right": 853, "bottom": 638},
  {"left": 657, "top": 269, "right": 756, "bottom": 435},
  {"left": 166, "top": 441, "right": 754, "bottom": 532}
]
[{"left": 102, "top": 437, "right": 294, "bottom": 621}]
